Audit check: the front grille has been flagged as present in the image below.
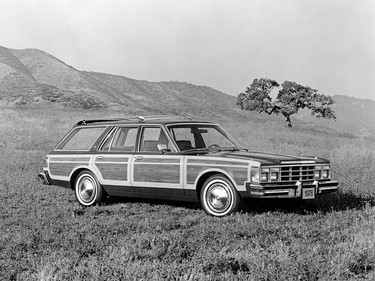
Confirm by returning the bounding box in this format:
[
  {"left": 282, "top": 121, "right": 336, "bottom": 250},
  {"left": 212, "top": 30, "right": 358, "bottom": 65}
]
[{"left": 280, "top": 165, "right": 315, "bottom": 181}]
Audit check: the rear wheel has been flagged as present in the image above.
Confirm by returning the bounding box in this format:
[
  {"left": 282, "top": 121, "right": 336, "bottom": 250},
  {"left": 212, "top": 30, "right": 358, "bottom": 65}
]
[
  {"left": 75, "top": 171, "right": 104, "bottom": 206},
  {"left": 200, "top": 175, "right": 240, "bottom": 217}
]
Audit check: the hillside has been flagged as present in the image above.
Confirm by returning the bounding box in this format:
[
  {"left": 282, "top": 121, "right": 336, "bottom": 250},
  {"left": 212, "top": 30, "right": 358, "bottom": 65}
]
[
  {"left": 0, "top": 44, "right": 374, "bottom": 139},
  {"left": 296, "top": 95, "right": 375, "bottom": 140},
  {"left": 0, "top": 45, "right": 238, "bottom": 118},
  {"left": 0, "top": 46, "right": 37, "bottom": 91}
]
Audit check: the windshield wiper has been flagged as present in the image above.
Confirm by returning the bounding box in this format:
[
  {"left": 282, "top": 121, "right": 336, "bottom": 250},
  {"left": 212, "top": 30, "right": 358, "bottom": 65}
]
[
  {"left": 182, "top": 147, "right": 248, "bottom": 154},
  {"left": 219, "top": 147, "right": 240, "bottom": 152},
  {"left": 213, "top": 147, "right": 248, "bottom": 152},
  {"left": 181, "top": 148, "right": 210, "bottom": 154}
]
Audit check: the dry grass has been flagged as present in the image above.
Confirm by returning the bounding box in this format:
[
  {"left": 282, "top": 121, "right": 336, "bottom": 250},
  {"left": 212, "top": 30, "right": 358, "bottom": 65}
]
[{"left": 1, "top": 106, "right": 374, "bottom": 280}]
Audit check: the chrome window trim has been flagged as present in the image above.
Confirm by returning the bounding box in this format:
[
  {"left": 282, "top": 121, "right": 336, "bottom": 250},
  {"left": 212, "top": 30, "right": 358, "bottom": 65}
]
[{"left": 98, "top": 126, "right": 117, "bottom": 151}]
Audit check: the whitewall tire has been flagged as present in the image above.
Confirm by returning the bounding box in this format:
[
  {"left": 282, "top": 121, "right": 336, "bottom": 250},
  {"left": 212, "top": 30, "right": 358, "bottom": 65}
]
[
  {"left": 200, "top": 175, "right": 240, "bottom": 217},
  {"left": 75, "top": 171, "right": 104, "bottom": 206}
]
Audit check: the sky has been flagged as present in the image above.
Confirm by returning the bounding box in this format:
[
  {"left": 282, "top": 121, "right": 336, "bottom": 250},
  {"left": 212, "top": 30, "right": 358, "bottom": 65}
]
[{"left": 0, "top": 0, "right": 374, "bottom": 100}]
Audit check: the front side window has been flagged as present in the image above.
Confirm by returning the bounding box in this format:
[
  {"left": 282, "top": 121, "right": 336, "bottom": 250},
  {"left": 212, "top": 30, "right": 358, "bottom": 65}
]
[
  {"left": 58, "top": 127, "right": 106, "bottom": 151},
  {"left": 140, "top": 127, "right": 176, "bottom": 152}
]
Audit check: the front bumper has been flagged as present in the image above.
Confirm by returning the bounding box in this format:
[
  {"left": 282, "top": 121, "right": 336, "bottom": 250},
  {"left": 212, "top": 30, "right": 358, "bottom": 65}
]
[
  {"left": 38, "top": 171, "right": 52, "bottom": 185},
  {"left": 245, "top": 180, "right": 338, "bottom": 199}
]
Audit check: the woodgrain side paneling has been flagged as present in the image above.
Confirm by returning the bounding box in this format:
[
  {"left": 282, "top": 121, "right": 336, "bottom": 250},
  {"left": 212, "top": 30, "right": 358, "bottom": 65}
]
[
  {"left": 134, "top": 158, "right": 180, "bottom": 164},
  {"left": 187, "top": 159, "right": 248, "bottom": 167},
  {"left": 49, "top": 163, "right": 88, "bottom": 177},
  {"left": 186, "top": 165, "right": 248, "bottom": 186},
  {"left": 49, "top": 157, "right": 91, "bottom": 162},
  {"left": 95, "top": 157, "right": 129, "bottom": 163},
  {"left": 133, "top": 164, "right": 180, "bottom": 184},
  {"left": 96, "top": 163, "right": 128, "bottom": 181}
]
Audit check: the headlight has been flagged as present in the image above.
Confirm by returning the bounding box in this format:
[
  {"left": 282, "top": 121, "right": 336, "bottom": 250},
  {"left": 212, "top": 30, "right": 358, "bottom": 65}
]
[
  {"left": 270, "top": 172, "right": 278, "bottom": 181},
  {"left": 315, "top": 170, "right": 321, "bottom": 178},
  {"left": 322, "top": 170, "right": 329, "bottom": 178},
  {"left": 315, "top": 165, "right": 330, "bottom": 179},
  {"left": 261, "top": 168, "right": 270, "bottom": 173},
  {"left": 261, "top": 167, "right": 269, "bottom": 181},
  {"left": 250, "top": 166, "right": 260, "bottom": 184},
  {"left": 260, "top": 167, "right": 280, "bottom": 182}
]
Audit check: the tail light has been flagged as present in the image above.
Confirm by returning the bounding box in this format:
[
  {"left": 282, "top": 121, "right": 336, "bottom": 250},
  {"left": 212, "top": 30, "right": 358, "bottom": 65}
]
[{"left": 43, "top": 157, "right": 49, "bottom": 168}]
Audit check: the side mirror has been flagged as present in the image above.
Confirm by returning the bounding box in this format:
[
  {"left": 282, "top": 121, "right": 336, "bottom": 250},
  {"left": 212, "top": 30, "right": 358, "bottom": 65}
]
[{"left": 157, "top": 144, "right": 169, "bottom": 154}]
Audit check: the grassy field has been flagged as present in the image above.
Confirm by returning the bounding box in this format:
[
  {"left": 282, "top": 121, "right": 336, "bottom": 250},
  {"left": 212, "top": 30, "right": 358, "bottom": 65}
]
[{"left": 1, "top": 106, "right": 375, "bottom": 280}]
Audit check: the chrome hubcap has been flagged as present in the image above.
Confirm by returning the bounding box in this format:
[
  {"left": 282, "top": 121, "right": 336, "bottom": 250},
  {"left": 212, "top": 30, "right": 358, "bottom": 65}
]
[
  {"left": 206, "top": 183, "right": 231, "bottom": 212},
  {"left": 78, "top": 176, "right": 96, "bottom": 203}
]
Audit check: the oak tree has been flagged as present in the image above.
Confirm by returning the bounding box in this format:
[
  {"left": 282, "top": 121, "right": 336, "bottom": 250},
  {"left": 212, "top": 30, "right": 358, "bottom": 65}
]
[{"left": 237, "top": 78, "right": 336, "bottom": 127}]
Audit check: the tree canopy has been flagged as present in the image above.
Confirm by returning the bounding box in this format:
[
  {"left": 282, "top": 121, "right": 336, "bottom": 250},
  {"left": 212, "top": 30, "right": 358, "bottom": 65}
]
[{"left": 237, "top": 78, "right": 336, "bottom": 127}]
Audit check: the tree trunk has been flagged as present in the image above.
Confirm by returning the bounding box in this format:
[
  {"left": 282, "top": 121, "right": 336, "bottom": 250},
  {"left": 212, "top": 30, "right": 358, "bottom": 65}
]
[
  {"left": 282, "top": 113, "right": 293, "bottom": 127},
  {"left": 286, "top": 117, "right": 292, "bottom": 127}
]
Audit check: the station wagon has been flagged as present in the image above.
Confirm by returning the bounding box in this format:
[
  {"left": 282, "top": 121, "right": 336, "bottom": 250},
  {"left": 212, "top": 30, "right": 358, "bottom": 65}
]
[{"left": 39, "top": 115, "right": 338, "bottom": 216}]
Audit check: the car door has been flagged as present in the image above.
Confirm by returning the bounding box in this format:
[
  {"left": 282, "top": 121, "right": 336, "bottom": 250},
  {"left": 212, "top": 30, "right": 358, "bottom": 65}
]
[
  {"left": 94, "top": 126, "right": 139, "bottom": 196},
  {"left": 131, "top": 125, "right": 184, "bottom": 196}
]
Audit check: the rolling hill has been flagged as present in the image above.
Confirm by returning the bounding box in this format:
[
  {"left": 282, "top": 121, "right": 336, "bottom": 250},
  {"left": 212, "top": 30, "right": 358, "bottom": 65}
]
[
  {"left": 0, "top": 44, "right": 374, "bottom": 139},
  {"left": 296, "top": 95, "right": 375, "bottom": 140},
  {"left": 0, "top": 45, "right": 238, "bottom": 117}
]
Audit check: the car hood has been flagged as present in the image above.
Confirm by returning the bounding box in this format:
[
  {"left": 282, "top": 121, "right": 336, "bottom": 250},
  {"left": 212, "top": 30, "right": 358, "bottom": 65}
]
[{"left": 204, "top": 150, "right": 329, "bottom": 165}]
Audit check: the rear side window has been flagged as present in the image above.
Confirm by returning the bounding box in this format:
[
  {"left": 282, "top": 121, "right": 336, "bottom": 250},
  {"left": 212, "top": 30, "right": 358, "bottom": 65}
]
[
  {"left": 57, "top": 127, "right": 106, "bottom": 151},
  {"left": 110, "top": 127, "right": 138, "bottom": 151}
]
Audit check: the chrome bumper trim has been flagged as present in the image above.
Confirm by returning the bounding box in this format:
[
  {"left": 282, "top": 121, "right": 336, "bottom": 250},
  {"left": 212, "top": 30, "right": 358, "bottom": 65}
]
[
  {"left": 320, "top": 186, "right": 338, "bottom": 191},
  {"left": 264, "top": 189, "right": 290, "bottom": 195},
  {"left": 38, "top": 172, "right": 51, "bottom": 185},
  {"left": 247, "top": 180, "right": 338, "bottom": 198}
]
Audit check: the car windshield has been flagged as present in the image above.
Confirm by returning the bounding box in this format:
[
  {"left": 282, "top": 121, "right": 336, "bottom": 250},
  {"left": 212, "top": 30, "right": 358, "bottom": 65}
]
[{"left": 167, "top": 124, "right": 245, "bottom": 152}]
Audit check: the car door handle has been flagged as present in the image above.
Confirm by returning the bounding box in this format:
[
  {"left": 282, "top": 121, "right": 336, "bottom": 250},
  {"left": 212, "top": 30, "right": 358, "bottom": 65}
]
[
  {"left": 135, "top": 156, "right": 143, "bottom": 160},
  {"left": 97, "top": 156, "right": 104, "bottom": 160}
]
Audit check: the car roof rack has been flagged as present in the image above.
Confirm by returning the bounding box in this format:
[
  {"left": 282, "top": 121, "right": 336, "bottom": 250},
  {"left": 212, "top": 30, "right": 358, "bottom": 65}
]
[
  {"left": 136, "top": 115, "right": 192, "bottom": 123},
  {"left": 75, "top": 115, "right": 192, "bottom": 126}
]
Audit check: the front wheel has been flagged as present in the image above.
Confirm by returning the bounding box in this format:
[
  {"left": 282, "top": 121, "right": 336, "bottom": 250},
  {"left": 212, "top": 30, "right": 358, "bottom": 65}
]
[
  {"left": 200, "top": 175, "right": 240, "bottom": 216},
  {"left": 75, "top": 171, "right": 104, "bottom": 206}
]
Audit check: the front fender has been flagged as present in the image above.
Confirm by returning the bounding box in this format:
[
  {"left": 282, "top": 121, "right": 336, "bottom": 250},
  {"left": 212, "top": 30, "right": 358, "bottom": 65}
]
[{"left": 194, "top": 168, "right": 241, "bottom": 191}]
